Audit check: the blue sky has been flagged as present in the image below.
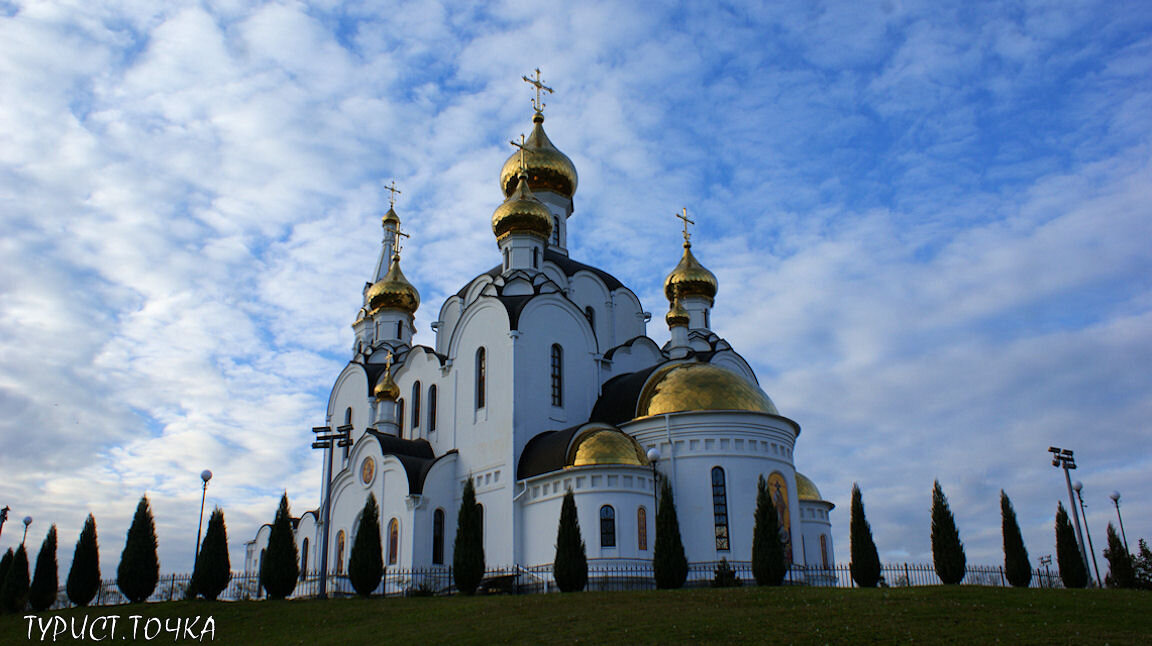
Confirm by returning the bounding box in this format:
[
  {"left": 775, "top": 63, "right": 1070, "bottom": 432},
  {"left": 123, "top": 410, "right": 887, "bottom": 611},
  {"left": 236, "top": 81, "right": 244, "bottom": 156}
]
[{"left": 1, "top": 0, "right": 1150, "bottom": 578}]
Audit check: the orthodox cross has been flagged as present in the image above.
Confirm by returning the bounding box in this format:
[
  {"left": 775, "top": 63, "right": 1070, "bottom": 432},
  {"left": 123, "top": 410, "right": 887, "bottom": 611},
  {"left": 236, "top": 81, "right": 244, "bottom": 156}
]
[
  {"left": 393, "top": 225, "right": 410, "bottom": 256},
  {"left": 676, "top": 207, "right": 695, "bottom": 244},
  {"left": 384, "top": 180, "right": 402, "bottom": 208},
  {"left": 509, "top": 133, "right": 529, "bottom": 173},
  {"left": 522, "top": 68, "right": 553, "bottom": 113},
  {"left": 384, "top": 350, "right": 393, "bottom": 373}
]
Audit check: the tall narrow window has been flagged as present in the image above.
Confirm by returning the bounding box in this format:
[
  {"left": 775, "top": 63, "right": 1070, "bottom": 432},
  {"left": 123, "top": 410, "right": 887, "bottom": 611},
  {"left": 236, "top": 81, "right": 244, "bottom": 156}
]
[
  {"left": 387, "top": 518, "right": 399, "bottom": 565},
  {"left": 705, "top": 309, "right": 710, "bottom": 328},
  {"left": 532, "top": 247, "right": 540, "bottom": 268},
  {"left": 335, "top": 530, "right": 346, "bottom": 574},
  {"left": 300, "top": 537, "right": 309, "bottom": 579},
  {"left": 432, "top": 508, "right": 445, "bottom": 564},
  {"left": 503, "top": 248, "right": 509, "bottom": 270},
  {"left": 585, "top": 306, "right": 595, "bottom": 335},
  {"left": 820, "top": 535, "right": 829, "bottom": 569},
  {"left": 600, "top": 505, "right": 616, "bottom": 548},
  {"left": 637, "top": 506, "right": 648, "bottom": 551},
  {"left": 411, "top": 381, "right": 421, "bottom": 430},
  {"left": 343, "top": 408, "right": 352, "bottom": 460},
  {"left": 712, "top": 467, "right": 730, "bottom": 551},
  {"left": 475, "top": 347, "right": 486, "bottom": 409},
  {"left": 428, "top": 384, "right": 438, "bottom": 432},
  {"left": 550, "top": 344, "right": 563, "bottom": 407},
  {"left": 396, "top": 319, "right": 403, "bottom": 338},
  {"left": 477, "top": 503, "right": 484, "bottom": 545},
  {"left": 397, "top": 399, "right": 405, "bottom": 439},
  {"left": 551, "top": 217, "right": 560, "bottom": 246}
]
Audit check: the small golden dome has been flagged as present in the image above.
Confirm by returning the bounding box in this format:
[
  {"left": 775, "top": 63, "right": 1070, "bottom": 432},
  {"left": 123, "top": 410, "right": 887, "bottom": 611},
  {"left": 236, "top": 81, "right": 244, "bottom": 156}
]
[
  {"left": 796, "top": 473, "right": 822, "bottom": 501},
  {"left": 566, "top": 427, "right": 648, "bottom": 468},
  {"left": 382, "top": 207, "right": 400, "bottom": 226},
  {"left": 373, "top": 369, "right": 399, "bottom": 401},
  {"left": 365, "top": 256, "right": 420, "bottom": 315},
  {"left": 637, "top": 362, "right": 778, "bottom": 418},
  {"left": 663, "top": 243, "right": 717, "bottom": 304},
  {"left": 499, "top": 113, "right": 578, "bottom": 199},
  {"left": 665, "top": 299, "right": 689, "bottom": 328},
  {"left": 492, "top": 174, "right": 554, "bottom": 241}
]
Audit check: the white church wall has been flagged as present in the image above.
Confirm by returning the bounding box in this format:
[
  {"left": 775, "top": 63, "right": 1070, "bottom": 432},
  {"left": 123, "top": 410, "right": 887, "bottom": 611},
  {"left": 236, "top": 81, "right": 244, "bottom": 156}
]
[
  {"left": 412, "top": 454, "right": 459, "bottom": 567},
  {"left": 326, "top": 364, "right": 369, "bottom": 467},
  {"left": 798, "top": 501, "right": 836, "bottom": 569},
  {"left": 446, "top": 300, "right": 514, "bottom": 476},
  {"left": 612, "top": 289, "right": 647, "bottom": 342},
  {"left": 435, "top": 296, "right": 463, "bottom": 356},
  {"left": 602, "top": 337, "right": 664, "bottom": 380}
]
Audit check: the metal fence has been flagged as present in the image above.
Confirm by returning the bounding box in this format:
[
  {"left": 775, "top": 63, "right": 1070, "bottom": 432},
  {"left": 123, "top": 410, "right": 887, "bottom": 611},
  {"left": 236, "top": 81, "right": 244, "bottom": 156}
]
[{"left": 49, "top": 561, "right": 1062, "bottom": 608}]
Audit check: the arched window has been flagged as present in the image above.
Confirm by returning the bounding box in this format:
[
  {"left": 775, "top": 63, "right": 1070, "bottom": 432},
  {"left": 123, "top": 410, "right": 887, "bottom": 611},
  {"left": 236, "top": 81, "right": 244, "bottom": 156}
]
[
  {"left": 428, "top": 384, "right": 437, "bottom": 432},
  {"left": 475, "top": 347, "right": 486, "bottom": 409},
  {"left": 343, "top": 408, "right": 353, "bottom": 460},
  {"left": 335, "top": 530, "right": 346, "bottom": 574},
  {"left": 503, "top": 247, "right": 509, "bottom": 270},
  {"left": 387, "top": 518, "right": 399, "bottom": 565},
  {"left": 532, "top": 247, "right": 540, "bottom": 269},
  {"left": 712, "top": 467, "right": 730, "bottom": 551},
  {"left": 585, "top": 306, "right": 595, "bottom": 335},
  {"left": 396, "top": 319, "right": 404, "bottom": 338},
  {"left": 550, "top": 344, "right": 563, "bottom": 407},
  {"left": 820, "top": 534, "right": 830, "bottom": 569},
  {"left": 637, "top": 506, "right": 648, "bottom": 551},
  {"left": 551, "top": 216, "right": 560, "bottom": 246},
  {"left": 600, "top": 505, "right": 616, "bottom": 548},
  {"left": 432, "top": 508, "right": 445, "bottom": 565},
  {"left": 300, "top": 537, "right": 309, "bottom": 580},
  {"left": 397, "top": 398, "right": 405, "bottom": 439},
  {"left": 412, "top": 381, "right": 421, "bottom": 430}
]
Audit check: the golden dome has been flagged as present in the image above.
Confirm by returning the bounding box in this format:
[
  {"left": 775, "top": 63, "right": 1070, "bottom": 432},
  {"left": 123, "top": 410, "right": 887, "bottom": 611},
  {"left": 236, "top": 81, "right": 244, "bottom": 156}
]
[
  {"left": 499, "top": 113, "right": 578, "bottom": 199},
  {"left": 665, "top": 299, "right": 689, "bottom": 328},
  {"left": 663, "top": 243, "right": 717, "bottom": 304},
  {"left": 796, "top": 473, "right": 822, "bottom": 501},
  {"left": 382, "top": 207, "right": 400, "bottom": 226},
  {"left": 373, "top": 369, "right": 399, "bottom": 401},
  {"left": 566, "top": 427, "right": 648, "bottom": 468},
  {"left": 492, "top": 174, "right": 554, "bottom": 241},
  {"left": 365, "top": 256, "right": 420, "bottom": 315},
  {"left": 636, "top": 362, "right": 778, "bottom": 418}
]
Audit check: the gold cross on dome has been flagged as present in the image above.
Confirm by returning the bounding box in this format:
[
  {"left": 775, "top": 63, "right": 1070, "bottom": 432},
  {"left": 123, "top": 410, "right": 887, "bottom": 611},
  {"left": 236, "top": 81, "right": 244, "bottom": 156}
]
[
  {"left": 509, "top": 133, "right": 528, "bottom": 173},
  {"left": 384, "top": 350, "right": 393, "bottom": 373},
  {"left": 384, "top": 180, "right": 402, "bottom": 208},
  {"left": 676, "top": 207, "right": 695, "bottom": 244},
  {"left": 393, "top": 226, "right": 410, "bottom": 256},
  {"left": 522, "top": 68, "right": 553, "bottom": 113}
]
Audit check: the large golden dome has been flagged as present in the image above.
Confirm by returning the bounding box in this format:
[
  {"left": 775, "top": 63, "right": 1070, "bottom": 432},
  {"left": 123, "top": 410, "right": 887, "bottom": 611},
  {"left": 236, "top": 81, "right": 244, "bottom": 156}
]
[
  {"left": 499, "top": 113, "right": 578, "bottom": 199},
  {"left": 566, "top": 427, "right": 648, "bottom": 468},
  {"left": 663, "top": 243, "right": 717, "bottom": 304},
  {"left": 795, "top": 472, "right": 822, "bottom": 501},
  {"left": 492, "top": 174, "right": 554, "bottom": 241},
  {"left": 636, "top": 362, "right": 778, "bottom": 418},
  {"left": 365, "top": 256, "right": 420, "bottom": 315}
]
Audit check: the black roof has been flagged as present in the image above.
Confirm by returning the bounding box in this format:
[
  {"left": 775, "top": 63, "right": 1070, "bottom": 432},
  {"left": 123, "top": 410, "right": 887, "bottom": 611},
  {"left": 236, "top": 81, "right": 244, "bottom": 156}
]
[
  {"left": 366, "top": 430, "right": 453, "bottom": 494},
  {"left": 454, "top": 249, "right": 625, "bottom": 300},
  {"left": 588, "top": 364, "right": 663, "bottom": 426},
  {"left": 517, "top": 424, "right": 584, "bottom": 480}
]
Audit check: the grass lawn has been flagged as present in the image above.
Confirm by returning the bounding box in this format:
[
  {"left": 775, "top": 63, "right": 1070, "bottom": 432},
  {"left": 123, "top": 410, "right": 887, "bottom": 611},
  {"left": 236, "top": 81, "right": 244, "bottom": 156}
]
[{"left": 4, "top": 586, "right": 1150, "bottom": 645}]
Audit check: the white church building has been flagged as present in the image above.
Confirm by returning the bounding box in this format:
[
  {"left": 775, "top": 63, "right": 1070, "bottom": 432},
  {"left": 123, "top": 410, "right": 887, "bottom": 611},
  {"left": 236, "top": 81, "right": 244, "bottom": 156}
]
[{"left": 246, "top": 78, "right": 836, "bottom": 585}]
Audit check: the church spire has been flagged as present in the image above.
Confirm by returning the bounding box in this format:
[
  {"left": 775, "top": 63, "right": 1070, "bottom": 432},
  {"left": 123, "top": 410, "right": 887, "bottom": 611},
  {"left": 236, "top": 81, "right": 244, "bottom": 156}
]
[
  {"left": 354, "top": 187, "right": 421, "bottom": 353},
  {"left": 663, "top": 208, "right": 718, "bottom": 332}
]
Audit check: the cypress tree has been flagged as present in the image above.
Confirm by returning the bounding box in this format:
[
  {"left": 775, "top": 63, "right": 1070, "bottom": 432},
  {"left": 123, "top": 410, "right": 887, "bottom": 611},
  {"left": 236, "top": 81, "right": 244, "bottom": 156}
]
[
  {"left": 29, "top": 525, "right": 59, "bottom": 611},
  {"left": 1055, "top": 502, "right": 1087, "bottom": 588},
  {"left": 930, "top": 481, "right": 966, "bottom": 585},
  {"left": 452, "top": 477, "right": 485, "bottom": 595},
  {"left": 1133, "top": 539, "right": 1152, "bottom": 590},
  {"left": 0, "top": 549, "right": 13, "bottom": 613},
  {"left": 0, "top": 544, "right": 30, "bottom": 613},
  {"left": 849, "top": 483, "right": 882, "bottom": 588},
  {"left": 190, "top": 508, "right": 231, "bottom": 600},
  {"left": 66, "top": 514, "right": 100, "bottom": 607},
  {"left": 117, "top": 496, "right": 159, "bottom": 604},
  {"left": 1103, "top": 523, "right": 1135, "bottom": 589},
  {"left": 261, "top": 493, "right": 299, "bottom": 600},
  {"left": 553, "top": 489, "right": 587, "bottom": 592},
  {"left": 752, "top": 475, "right": 787, "bottom": 586},
  {"left": 348, "top": 494, "right": 383, "bottom": 597},
  {"left": 653, "top": 478, "right": 688, "bottom": 589},
  {"left": 999, "top": 491, "right": 1031, "bottom": 587}
]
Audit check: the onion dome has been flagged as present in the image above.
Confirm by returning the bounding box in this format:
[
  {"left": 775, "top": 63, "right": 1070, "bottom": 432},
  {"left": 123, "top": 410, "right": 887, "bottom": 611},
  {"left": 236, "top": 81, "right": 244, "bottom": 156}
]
[
  {"left": 636, "top": 361, "right": 778, "bottom": 418},
  {"left": 373, "top": 369, "right": 399, "bottom": 401},
  {"left": 382, "top": 207, "right": 400, "bottom": 226},
  {"left": 566, "top": 427, "right": 648, "bottom": 468},
  {"left": 795, "top": 473, "right": 823, "bottom": 502},
  {"left": 492, "top": 173, "right": 554, "bottom": 241},
  {"left": 665, "top": 298, "right": 689, "bottom": 328},
  {"left": 365, "top": 255, "right": 420, "bottom": 315},
  {"left": 663, "top": 242, "right": 718, "bottom": 304},
  {"left": 499, "top": 112, "right": 578, "bottom": 199}
]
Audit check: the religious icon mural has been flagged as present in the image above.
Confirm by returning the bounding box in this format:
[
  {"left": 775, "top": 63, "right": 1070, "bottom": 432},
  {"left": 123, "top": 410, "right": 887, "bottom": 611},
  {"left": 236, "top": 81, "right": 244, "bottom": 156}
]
[{"left": 768, "top": 471, "right": 792, "bottom": 563}]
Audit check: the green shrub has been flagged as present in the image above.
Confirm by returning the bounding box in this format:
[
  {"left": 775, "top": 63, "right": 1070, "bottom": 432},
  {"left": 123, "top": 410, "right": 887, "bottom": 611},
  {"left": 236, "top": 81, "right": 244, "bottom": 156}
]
[
  {"left": 117, "top": 496, "right": 160, "bottom": 604},
  {"left": 553, "top": 489, "right": 588, "bottom": 592}
]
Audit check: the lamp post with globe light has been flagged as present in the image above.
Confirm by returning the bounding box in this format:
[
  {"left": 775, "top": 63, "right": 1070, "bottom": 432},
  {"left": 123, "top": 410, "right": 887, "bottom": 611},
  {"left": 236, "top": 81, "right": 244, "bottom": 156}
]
[
  {"left": 22, "top": 516, "right": 32, "bottom": 544},
  {"left": 1072, "top": 481, "right": 1102, "bottom": 587},
  {"left": 646, "top": 448, "right": 661, "bottom": 510},
  {"left": 195, "top": 470, "right": 213, "bottom": 565},
  {"left": 1109, "top": 491, "right": 1129, "bottom": 552}
]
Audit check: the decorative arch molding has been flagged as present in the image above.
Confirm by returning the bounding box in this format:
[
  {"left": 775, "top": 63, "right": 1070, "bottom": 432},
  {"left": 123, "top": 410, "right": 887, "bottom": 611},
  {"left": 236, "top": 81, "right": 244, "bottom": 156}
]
[
  {"left": 326, "top": 362, "right": 369, "bottom": 421},
  {"left": 446, "top": 299, "right": 512, "bottom": 361}
]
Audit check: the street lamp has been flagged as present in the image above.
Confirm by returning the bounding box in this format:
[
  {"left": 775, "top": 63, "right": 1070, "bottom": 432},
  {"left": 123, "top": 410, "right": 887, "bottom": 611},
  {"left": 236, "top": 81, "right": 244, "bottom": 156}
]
[
  {"left": 1072, "top": 481, "right": 1102, "bottom": 587},
  {"left": 646, "top": 448, "right": 661, "bottom": 510},
  {"left": 313, "top": 424, "right": 352, "bottom": 599},
  {"left": 1049, "top": 447, "right": 1091, "bottom": 580},
  {"left": 1109, "top": 491, "right": 1128, "bottom": 552},
  {"left": 22, "top": 516, "right": 32, "bottom": 544},
  {"left": 194, "top": 469, "right": 213, "bottom": 569}
]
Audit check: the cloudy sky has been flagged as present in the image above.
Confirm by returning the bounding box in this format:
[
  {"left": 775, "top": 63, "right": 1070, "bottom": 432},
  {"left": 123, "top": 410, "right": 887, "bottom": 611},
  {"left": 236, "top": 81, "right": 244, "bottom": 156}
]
[{"left": 2, "top": 0, "right": 1149, "bottom": 579}]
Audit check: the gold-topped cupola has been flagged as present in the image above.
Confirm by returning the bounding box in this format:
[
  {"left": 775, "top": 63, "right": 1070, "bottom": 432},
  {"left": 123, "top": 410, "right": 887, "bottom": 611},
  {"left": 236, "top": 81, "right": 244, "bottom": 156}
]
[
  {"left": 354, "top": 183, "right": 421, "bottom": 353},
  {"left": 663, "top": 208, "right": 718, "bottom": 333}
]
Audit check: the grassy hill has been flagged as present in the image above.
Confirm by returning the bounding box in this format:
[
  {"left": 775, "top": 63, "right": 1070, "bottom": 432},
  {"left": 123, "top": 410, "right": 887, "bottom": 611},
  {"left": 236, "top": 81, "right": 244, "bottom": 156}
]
[{"left": 4, "top": 586, "right": 1150, "bottom": 644}]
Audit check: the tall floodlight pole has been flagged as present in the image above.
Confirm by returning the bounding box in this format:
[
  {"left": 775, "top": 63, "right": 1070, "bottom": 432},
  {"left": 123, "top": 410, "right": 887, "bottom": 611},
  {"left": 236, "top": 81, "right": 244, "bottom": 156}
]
[
  {"left": 312, "top": 424, "right": 352, "bottom": 599},
  {"left": 1072, "top": 481, "right": 1102, "bottom": 587},
  {"left": 1108, "top": 491, "right": 1128, "bottom": 552},
  {"left": 194, "top": 470, "right": 213, "bottom": 569},
  {"left": 1049, "top": 447, "right": 1091, "bottom": 582}
]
